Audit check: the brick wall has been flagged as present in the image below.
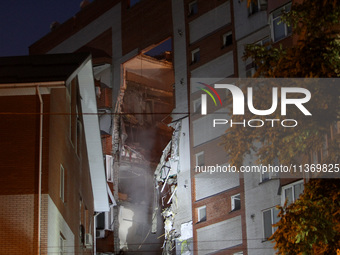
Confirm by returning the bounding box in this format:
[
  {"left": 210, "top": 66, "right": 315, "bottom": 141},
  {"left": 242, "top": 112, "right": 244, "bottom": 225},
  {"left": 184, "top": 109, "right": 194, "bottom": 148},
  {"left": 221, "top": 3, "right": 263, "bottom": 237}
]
[
  {"left": 121, "top": 0, "right": 173, "bottom": 55},
  {"left": 0, "top": 95, "right": 50, "bottom": 195},
  {"left": 0, "top": 194, "right": 35, "bottom": 254}
]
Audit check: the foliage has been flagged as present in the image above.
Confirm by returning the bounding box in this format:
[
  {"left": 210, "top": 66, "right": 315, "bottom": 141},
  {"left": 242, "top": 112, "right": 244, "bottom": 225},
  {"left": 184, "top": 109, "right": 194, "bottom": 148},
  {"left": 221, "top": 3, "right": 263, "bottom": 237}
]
[
  {"left": 222, "top": 0, "right": 340, "bottom": 167},
  {"left": 271, "top": 179, "right": 340, "bottom": 254},
  {"left": 222, "top": 1, "right": 340, "bottom": 253}
]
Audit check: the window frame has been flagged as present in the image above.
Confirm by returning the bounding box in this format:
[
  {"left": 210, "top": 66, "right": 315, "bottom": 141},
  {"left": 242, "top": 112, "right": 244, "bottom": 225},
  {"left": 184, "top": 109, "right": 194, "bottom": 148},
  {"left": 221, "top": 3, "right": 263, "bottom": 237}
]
[
  {"left": 191, "top": 48, "right": 200, "bottom": 64},
  {"left": 195, "top": 151, "right": 204, "bottom": 167},
  {"left": 59, "top": 234, "right": 65, "bottom": 255},
  {"left": 231, "top": 193, "right": 241, "bottom": 211},
  {"left": 197, "top": 205, "right": 207, "bottom": 222},
  {"left": 281, "top": 180, "right": 304, "bottom": 206},
  {"left": 262, "top": 207, "right": 279, "bottom": 240},
  {"left": 222, "top": 32, "right": 233, "bottom": 48},
  {"left": 188, "top": 0, "right": 198, "bottom": 16},
  {"left": 193, "top": 98, "right": 201, "bottom": 114},
  {"left": 60, "top": 164, "right": 65, "bottom": 203},
  {"left": 270, "top": 2, "right": 292, "bottom": 42},
  {"left": 248, "top": 0, "right": 260, "bottom": 15}
]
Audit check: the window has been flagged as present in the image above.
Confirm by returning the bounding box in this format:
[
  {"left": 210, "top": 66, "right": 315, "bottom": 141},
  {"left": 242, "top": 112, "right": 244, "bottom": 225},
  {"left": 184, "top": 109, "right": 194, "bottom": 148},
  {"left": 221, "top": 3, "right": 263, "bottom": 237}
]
[
  {"left": 245, "top": 37, "right": 270, "bottom": 77},
  {"left": 195, "top": 151, "right": 204, "bottom": 167},
  {"left": 188, "top": 1, "right": 198, "bottom": 16},
  {"left": 191, "top": 48, "right": 200, "bottom": 64},
  {"left": 271, "top": 3, "right": 292, "bottom": 42},
  {"left": 128, "top": 0, "right": 141, "bottom": 8},
  {"left": 59, "top": 234, "right": 65, "bottom": 255},
  {"left": 222, "top": 32, "right": 233, "bottom": 48},
  {"left": 76, "top": 118, "right": 82, "bottom": 156},
  {"left": 281, "top": 180, "right": 304, "bottom": 206},
  {"left": 260, "top": 157, "right": 279, "bottom": 182},
  {"left": 263, "top": 207, "right": 279, "bottom": 239},
  {"left": 248, "top": 0, "right": 260, "bottom": 15},
  {"left": 231, "top": 194, "right": 241, "bottom": 211},
  {"left": 60, "top": 164, "right": 65, "bottom": 202},
  {"left": 193, "top": 98, "right": 201, "bottom": 113},
  {"left": 197, "top": 206, "right": 206, "bottom": 222},
  {"left": 233, "top": 252, "right": 243, "bottom": 255}
]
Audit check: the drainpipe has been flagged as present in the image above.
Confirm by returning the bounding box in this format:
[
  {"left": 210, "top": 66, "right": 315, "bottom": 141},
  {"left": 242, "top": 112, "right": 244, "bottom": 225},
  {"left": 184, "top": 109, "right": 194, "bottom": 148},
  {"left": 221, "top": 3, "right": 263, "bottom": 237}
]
[{"left": 36, "top": 86, "right": 43, "bottom": 255}]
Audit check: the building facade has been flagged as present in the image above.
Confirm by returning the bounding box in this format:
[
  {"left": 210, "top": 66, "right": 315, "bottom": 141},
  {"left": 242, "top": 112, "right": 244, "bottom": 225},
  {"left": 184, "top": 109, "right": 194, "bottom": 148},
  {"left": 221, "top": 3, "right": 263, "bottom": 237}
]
[{"left": 0, "top": 53, "right": 109, "bottom": 254}]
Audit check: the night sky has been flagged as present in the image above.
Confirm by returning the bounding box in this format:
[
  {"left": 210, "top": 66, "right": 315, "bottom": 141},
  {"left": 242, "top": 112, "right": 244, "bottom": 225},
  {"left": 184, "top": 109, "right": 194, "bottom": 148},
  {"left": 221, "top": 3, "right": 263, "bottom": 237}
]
[{"left": 0, "top": 1, "right": 89, "bottom": 57}]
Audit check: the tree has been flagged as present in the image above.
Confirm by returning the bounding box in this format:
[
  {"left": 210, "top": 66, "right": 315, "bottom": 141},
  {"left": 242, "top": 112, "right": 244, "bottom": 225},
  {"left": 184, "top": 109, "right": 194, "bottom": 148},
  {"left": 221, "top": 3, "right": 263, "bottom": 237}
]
[
  {"left": 271, "top": 179, "right": 340, "bottom": 254},
  {"left": 222, "top": 0, "right": 340, "bottom": 167},
  {"left": 222, "top": 0, "right": 340, "bottom": 253}
]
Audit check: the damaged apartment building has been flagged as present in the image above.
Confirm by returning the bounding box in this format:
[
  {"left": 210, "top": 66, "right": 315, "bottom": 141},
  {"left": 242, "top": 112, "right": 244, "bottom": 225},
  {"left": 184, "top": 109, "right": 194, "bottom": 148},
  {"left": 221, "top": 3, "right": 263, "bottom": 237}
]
[{"left": 27, "top": 0, "right": 333, "bottom": 254}]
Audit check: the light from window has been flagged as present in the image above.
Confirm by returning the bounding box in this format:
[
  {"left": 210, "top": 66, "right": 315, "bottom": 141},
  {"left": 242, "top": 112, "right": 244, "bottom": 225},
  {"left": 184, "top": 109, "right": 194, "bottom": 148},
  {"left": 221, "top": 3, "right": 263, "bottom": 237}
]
[
  {"left": 271, "top": 3, "right": 292, "bottom": 42},
  {"left": 60, "top": 164, "right": 65, "bottom": 202},
  {"left": 195, "top": 152, "right": 204, "bottom": 167},
  {"left": 191, "top": 48, "right": 200, "bottom": 64},
  {"left": 282, "top": 180, "right": 304, "bottom": 206},
  {"left": 231, "top": 194, "right": 241, "bottom": 211},
  {"left": 197, "top": 206, "right": 206, "bottom": 222},
  {"left": 263, "top": 207, "right": 279, "bottom": 239},
  {"left": 223, "top": 32, "right": 233, "bottom": 47},
  {"left": 188, "top": 1, "right": 198, "bottom": 16}
]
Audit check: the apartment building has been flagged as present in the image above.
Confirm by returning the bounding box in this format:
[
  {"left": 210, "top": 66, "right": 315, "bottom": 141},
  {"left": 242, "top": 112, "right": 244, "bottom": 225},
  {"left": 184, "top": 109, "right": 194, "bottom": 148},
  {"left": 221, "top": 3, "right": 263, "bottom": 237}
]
[
  {"left": 0, "top": 53, "right": 109, "bottom": 254},
  {"left": 27, "top": 0, "right": 318, "bottom": 255}
]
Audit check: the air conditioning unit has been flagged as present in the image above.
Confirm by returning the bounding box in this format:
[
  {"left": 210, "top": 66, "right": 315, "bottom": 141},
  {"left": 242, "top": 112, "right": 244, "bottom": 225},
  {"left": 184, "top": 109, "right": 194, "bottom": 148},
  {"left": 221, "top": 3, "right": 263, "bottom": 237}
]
[
  {"left": 96, "top": 229, "right": 106, "bottom": 239},
  {"left": 85, "top": 233, "right": 93, "bottom": 248}
]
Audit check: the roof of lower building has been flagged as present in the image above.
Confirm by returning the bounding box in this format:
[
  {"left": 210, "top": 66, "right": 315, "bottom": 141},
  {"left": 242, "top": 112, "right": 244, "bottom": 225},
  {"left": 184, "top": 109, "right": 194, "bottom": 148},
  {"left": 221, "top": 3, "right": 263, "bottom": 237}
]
[{"left": 0, "top": 52, "right": 91, "bottom": 84}]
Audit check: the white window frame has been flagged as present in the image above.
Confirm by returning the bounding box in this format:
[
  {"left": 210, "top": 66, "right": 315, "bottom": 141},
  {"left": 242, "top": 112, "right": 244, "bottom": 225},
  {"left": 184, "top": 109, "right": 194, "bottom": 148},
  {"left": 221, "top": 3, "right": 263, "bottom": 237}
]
[
  {"left": 197, "top": 205, "right": 206, "bottom": 222},
  {"left": 233, "top": 252, "right": 243, "bottom": 255},
  {"left": 195, "top": 151, "right": 204, "bottom": 167},
  {"left": 191, "top": 48, "right": 200, "bottom": 64},
  {"left": 222, "top": 32, "right": 233, "bottom": 47},
  {"left": 105, "top": 155, "right": 114, "bottom": 182},
  {"left": 231, "top": 194, "right": 241, "bottom": 211},
  {"left": 270, "top": 2, "right": 292, "bottom": 42},
  {"left": 262, "top": 207, "right": 279, "bottom": 240},
  {"left": 188, "top": 0, "right": 198, "bottom": 16},
  {"left": 60, "top": 164, "right": 65, "bottom": 202},
  {"left": 281, "top": 180, "right": 304, "bottom": 206}
]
